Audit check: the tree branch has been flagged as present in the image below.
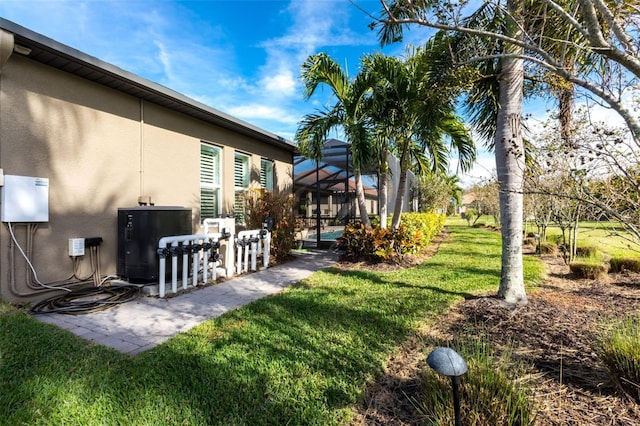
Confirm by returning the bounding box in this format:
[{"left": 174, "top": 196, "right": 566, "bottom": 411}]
[
  {"left": 376, "top": 0, "right": 640, "bottom": 143},
  {"left": 593, "top": 0, "right": 636, "bottom": 54}
]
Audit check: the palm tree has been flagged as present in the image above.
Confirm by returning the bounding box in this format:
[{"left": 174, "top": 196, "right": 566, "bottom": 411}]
[
  {"left": 362, "top": 49, "right": 476, "bottom": 230},
  {"left": 445, "top": 174, "right": 464, "bottom": 212},
  {"left": 374, "top": 0, "right": 527, "bottom": 303},
  {"left": 369, "top": 126, "right": 392, "bottom": 229},
  {"left": 295, "top": 53, "right": 374, "bottom": 228},
  {"left": 482, "top": 1, "right": 528, "bottom": 304},
  {"left": 455, "top": 1, "right": 528, "bottom": 303}
]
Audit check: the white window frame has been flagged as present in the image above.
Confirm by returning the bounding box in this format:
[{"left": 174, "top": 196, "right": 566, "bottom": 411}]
[
  {"left": 200, "top": 143, "right": 222, "bottom": 220},
  {"left": 260, "top": 159, "right": 274, "bottom": 191}
]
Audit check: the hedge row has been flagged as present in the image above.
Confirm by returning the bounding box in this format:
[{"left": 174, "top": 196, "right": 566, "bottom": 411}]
[{"left": 338, "top": 212, "right": 446, "bottom": 262}]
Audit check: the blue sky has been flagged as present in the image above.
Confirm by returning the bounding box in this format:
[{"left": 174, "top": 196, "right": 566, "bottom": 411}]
[
  {"left": 0, "top": 0, "right": 503, "bottom": 185},
  {"left": 0, "top": 0, "right": 413, "bottom": 139}
]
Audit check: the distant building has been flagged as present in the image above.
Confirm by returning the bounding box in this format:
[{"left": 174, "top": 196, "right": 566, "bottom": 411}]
[{"left": 459, "top": 192, "right": 477, "bottom": 216}]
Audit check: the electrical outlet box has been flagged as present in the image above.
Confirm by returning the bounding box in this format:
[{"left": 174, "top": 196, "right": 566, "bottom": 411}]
[
  {"left": 69, "top": 238, "right": 85, "bottom": 256},
  {"left": 1, "top": 175, "right": 49, "bottom": 222},
  {"left": 84, "top": 237, "right": 103, "bottom": 247}
]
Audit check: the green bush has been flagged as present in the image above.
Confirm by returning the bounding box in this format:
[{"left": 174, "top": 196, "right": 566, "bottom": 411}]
[
  {"left": 609, "top": 257, "right": 640, "bottom": 273},
  {"left": 417, "top": 338, "right": 536, "bottom": 425},
  {"left": 575, "top": 245, "right": 598, "bottom": 258},
  {"left": 569, "top": 261, "right": 609, "bottom": 280},
  {"left": 398, "top": 212, "right": 446, "bottom": 249},
  {"left": 339, "top": 212, "right": 445, "bottom": 263},
  {"left": 244, "top": 188, "right": 296, "bottom": 262},
  {"left": 548, "top": 234, "right": 564, "bottom": 245},
  {"left": 539, "top": 241, "right": 557, "bottom": 255},
  {"left": 598, "top": 317, "right": 640, "bottom": 402}
]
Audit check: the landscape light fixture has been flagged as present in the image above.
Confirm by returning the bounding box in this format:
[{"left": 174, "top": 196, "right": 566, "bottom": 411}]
[{"left": 426, "top": 347, "right": 468, "bottom": 426}]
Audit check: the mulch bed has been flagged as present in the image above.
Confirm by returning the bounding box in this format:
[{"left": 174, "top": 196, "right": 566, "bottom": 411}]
[{"left": 350, "top": 245, "right": 640, "bottom": 425}]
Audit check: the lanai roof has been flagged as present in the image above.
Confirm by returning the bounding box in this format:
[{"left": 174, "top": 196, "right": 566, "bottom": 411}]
[{"left": 293, "top": 138, "right": 378, "bottom": 195}]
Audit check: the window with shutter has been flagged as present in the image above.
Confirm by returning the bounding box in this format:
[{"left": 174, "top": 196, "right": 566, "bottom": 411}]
[
  {"left": 234, "top": 152, "right": 250, "bottom": 223},
  {"left": 200, "top": 143, "right": 221, "bottom": 219},
  {"left": 260, "top": 159, "right": 274, "bottom": 190}
]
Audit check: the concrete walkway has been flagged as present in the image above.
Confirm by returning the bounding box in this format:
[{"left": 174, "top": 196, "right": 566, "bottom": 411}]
[{"left": 34, "top": 250, "right": 338, "bottom": 355}]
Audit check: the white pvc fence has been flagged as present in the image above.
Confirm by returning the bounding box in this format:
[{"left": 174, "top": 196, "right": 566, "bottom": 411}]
[
  {"left": 202, "top": 218, "right": 235, "bottom": 277},
  {"left": 157, "top": 232, "right": 226, "bottom": 298},
  {"left": 235, "top": 229, "right": 271, "bottom": 275},
  {"left": 156, "top": 227, "right": 271, "bottom": 298}
]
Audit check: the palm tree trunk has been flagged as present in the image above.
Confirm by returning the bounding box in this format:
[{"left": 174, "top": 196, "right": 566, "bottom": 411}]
[
  {"left": 354, "top": 169, "right": 371, "bottom": 228},
  {"left": 391, "top": 168, "right": 407, "bottom": 230},
  {"left": 496, "top": 0, "right": 527, "bottom": 304},
  {"left": 379, "top": 169, "right": 388, "bottom": 229}
]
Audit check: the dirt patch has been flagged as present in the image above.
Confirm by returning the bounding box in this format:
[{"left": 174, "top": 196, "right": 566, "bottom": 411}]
[{"left": 351, "top": 252, "right": 640, "bottom": 425}]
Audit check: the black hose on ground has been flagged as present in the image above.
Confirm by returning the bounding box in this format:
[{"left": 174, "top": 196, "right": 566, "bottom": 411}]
[{"left": 31, "top": 285, "right": 141, "bottom": 315}]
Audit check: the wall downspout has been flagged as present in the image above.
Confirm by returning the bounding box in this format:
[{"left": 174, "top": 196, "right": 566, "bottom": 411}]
[
  {"left": 0, "top": 29, "right": 14, "bottom": 71},
  {"left": 139, "top": 99, "right": 145, "bottom": 198},
  {"left": 0, "top": 29, "right": 15, "bottom": 298}
]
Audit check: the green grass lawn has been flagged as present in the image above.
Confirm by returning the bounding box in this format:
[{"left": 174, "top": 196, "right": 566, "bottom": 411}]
[
  {"left": 462, "top": 214, "right": 640, "bottom": 259},
  {"left": 542, "top": 221, "right": 640, "bottom": 258},
  {"left": 0, "top": 222, "right": 544, "bottom": 425}
]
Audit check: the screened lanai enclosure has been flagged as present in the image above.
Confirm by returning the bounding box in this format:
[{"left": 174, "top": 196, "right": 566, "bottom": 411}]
[{"left": 293, "top": 139, "right": 379, "bottom": 248}]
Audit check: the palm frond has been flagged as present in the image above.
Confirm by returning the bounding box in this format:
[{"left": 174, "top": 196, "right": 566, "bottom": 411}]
[
  {"left": 294, "top": 108, "right": 343, "bottom": 161},
  {"left": 300, "top": 53, "right": 350, "bottom": 101}
]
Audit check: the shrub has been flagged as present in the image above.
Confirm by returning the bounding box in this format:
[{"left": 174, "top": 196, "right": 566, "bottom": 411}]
[
  {"left": 575, "top": 245, "right": 598, "bottom": 258},
  {"left": 244, "top": 188, "right": 296, "bottom": 262},
  {"left": 337, "top": 222, "right": 404, "bottom": 262},
  {"left": 569, "top": 261, "right": 609, "bottom": 280},
  {"left": 539, "top": 241, "right": 557, "bottom": 255},
  {"left": 609, "top": 257, "right": 640, "bottom": 273},
  {"left": 548, "top": 234, "right": 564, "bottom": 245},
  {"left": 597, "top": 317, "right": 640, "bottom": 402},
  {"left": 417, "top": 338, "right": 536, "bottom": 425},
  {"left": 338, "top": 212, "right": 445, "bottom": 263},
  {"left": 398, "top": 212, "right": 446, "bottom": 250}
]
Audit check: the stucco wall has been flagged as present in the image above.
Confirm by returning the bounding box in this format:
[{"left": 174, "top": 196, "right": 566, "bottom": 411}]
[{"left": 0, "top": 54, "right": 293, "bottom": 303}]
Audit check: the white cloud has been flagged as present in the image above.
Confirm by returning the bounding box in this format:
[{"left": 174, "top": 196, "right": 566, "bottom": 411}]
[
  {"left": 260, "top": 71, "right": 297, "bottom": 97},
  {"left": 226, "top": 104, "right": 300, "bottom": 125},
  {"left": 450, "top": 149, "right": 496, "bottom": 189}
]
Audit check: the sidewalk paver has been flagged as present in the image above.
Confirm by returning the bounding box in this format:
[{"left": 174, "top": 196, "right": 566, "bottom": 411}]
[{"left": 34, "top": 250, "right": 337, "bottom": 355}]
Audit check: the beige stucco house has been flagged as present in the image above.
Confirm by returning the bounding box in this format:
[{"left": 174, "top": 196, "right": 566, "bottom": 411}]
[{"left": 0, "top": 19, "right": 296, "bottom": 303}]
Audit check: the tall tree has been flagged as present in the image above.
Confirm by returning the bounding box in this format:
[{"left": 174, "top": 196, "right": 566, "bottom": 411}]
[
  {"left": 362, "top": 49, "right": 476, "bottom": 230},
  {"left": 296, "top": 53, "right": 374, "bottom": 227},
  {"left": 373, "top": 0, "right": 640, "bottom": 142},
  {"left": 374, "top": 0, "right": 527, "bottom": 303},
  {"left": 372, "top": 0, "right": 639, "bottom": 302},
  {"left": 370, "top": 127, "right": 392, "bottom": 228},
  {"left": 493, "top": 1, "right": 527, "bottom": 303},
  {"left": 413, "top": 173, "right": 464, "bottom": 213}
]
